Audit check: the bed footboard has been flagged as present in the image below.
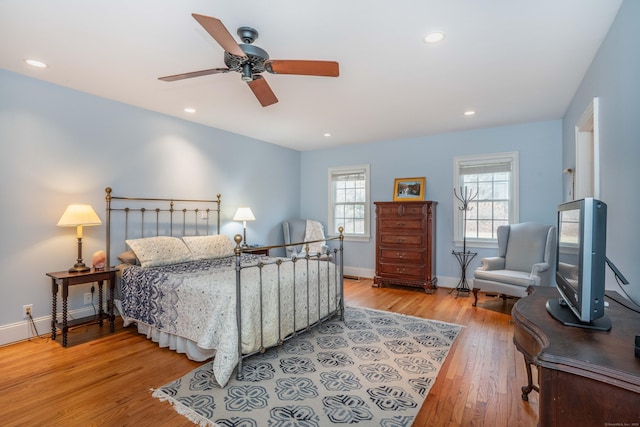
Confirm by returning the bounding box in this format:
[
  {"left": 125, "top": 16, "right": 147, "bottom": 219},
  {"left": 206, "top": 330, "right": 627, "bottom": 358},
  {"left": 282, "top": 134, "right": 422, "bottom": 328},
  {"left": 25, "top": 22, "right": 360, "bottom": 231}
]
[{"left": 234, "top": 229, "right": 344, "bottom": 380}]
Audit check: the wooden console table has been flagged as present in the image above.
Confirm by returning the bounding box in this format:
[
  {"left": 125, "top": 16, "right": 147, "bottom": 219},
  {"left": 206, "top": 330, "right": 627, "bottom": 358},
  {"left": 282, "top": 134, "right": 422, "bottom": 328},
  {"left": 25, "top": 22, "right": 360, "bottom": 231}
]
[
  {"left": 512, "top": 286, "right": 640, "bottom": 426},
  {"left": 47, "top": 268, "right": 116, "bottom": 347}
]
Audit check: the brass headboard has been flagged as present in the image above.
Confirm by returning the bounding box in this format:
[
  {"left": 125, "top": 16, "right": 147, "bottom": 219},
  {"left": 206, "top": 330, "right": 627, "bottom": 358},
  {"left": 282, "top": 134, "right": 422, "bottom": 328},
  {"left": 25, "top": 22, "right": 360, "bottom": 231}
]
[{"left": 105, "top": 187, "right": 222, "bottom": 265}]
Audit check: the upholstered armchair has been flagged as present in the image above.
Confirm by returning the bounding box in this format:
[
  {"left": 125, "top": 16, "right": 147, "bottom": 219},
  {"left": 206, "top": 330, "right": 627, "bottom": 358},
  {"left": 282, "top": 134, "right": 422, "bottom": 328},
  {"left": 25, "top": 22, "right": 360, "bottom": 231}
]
[
  {"left": 282, "top": 219, "right": 329, "bottom": 258},
  {"left": 472, "top": 222, "right": 557, "bottom": 306}
]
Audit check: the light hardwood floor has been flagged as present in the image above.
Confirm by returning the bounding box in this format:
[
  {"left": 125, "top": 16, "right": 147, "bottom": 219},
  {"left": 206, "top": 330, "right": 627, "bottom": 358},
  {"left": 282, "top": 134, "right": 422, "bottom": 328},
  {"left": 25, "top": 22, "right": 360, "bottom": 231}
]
[{"left": 0, "top": 279, "right": 539, "bottom": 426}]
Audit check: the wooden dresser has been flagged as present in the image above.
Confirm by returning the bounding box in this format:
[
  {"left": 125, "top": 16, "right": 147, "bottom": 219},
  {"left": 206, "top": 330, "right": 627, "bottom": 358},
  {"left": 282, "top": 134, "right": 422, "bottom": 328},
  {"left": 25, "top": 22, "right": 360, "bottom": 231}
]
[{"left": 373, "top": 201, "right": 437, "bottom": 293}]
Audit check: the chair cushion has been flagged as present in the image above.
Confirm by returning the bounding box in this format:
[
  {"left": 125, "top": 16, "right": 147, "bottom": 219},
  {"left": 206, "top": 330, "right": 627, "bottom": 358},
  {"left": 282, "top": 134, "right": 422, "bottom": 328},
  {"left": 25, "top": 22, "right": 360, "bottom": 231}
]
[
  {"left": 473, "top": 269, "right": 536, "bottom": 288},
  {"left": 504, "top": 223, "right": 549, "bottom": 272}
]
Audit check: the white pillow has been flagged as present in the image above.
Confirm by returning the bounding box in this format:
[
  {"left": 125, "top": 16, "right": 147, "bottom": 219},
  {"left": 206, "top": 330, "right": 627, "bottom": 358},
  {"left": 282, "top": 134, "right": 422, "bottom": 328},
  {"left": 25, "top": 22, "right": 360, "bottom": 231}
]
[
  {"left": 125, "top": 236, "right": 193, "bottom": 267},
  {"left": 182, "top": 235, "right": 235, "bottom": 260}
]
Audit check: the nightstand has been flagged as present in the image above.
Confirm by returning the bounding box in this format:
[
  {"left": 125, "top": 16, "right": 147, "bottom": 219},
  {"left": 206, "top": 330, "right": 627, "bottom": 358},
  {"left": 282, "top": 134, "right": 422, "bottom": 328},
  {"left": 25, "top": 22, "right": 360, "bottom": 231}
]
[
  {"left": 46, "top": 268, "right": 116, "bottom": 347},
  {"left": 242, "top": 246, "right": 270, "bottom": 256}
]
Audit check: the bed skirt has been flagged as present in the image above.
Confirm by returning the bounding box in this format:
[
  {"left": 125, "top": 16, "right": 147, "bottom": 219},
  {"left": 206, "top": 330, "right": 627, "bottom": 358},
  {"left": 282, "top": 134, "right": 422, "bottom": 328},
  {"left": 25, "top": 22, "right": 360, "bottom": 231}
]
[
  {"left": 135, "top": 321, "right": 216, "bottom": 362},
  {"left": 117, "top": 300, "right": 216, "bottom": 362}
]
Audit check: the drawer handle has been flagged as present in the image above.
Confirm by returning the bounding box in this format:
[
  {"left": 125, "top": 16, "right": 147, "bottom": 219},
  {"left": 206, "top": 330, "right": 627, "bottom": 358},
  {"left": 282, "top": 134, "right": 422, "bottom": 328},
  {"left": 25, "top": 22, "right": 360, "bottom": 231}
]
[
  {"left": 396, "top": 267, "right": 406, "bottom": 273},
  {"left": 397, "top": 238, "right": 405, "bottom": 243},
  {"left": 396, "top": 222, "right": 405, "bottom": 227},
  {"left": 396, "top": 252, "right": 405, "bottom": 258}
]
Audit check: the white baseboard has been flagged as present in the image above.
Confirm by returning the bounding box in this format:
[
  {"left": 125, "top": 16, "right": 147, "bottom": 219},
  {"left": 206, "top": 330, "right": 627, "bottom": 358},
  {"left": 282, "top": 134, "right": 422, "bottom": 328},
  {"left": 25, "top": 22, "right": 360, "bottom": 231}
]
[
  {"left": 0, "top": 306, "right": 103, "bottom": 347},
  {"left": 342, "top": 269, "right": 462, "bottom": 291},
  {"left": 436, "top": 275, "right": 464, "bottom": 289},
  {"left": 343, "top": 266, "right": 375, "bottom": 280}
]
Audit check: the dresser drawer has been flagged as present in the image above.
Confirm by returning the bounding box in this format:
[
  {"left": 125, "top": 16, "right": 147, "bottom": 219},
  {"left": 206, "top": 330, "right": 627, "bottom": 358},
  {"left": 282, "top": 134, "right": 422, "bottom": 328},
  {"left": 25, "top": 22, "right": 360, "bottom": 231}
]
[
  {"left": 377, "top": 204, "right": 425, "bottom": 218},
  {"left": 379, "top": 233, "right": 423, "bottom": 246},
  {"left": 379, "top": 218, "right": 423, "bottom": 231},
  {"left": 377, "top": 262, "right": 424, "bottom": 279},
  {"left": 379, "top": 248, "right": 424, "bottom": 263}
]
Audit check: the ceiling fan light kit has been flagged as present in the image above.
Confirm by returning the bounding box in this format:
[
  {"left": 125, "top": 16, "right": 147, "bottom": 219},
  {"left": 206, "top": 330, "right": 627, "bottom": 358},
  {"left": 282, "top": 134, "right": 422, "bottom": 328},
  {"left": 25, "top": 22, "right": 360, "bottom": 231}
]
[{"left": 158, "top": 13, "right": 339, "bottom": 107}]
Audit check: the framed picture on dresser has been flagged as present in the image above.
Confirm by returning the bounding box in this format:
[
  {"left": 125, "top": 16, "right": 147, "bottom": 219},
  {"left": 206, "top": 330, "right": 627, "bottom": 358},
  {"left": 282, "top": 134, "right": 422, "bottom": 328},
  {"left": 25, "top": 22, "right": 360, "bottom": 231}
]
[{"left": 393, "top": 177, "right": 425, "bottom": 201}]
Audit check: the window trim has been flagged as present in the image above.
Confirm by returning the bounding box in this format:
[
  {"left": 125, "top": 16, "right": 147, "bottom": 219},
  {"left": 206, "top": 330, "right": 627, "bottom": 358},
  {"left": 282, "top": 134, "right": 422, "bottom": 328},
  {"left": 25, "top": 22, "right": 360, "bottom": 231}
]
[
  {"left": 453, "top": 151, "right": 519, "bottom": 248},
  {"left": 327, "top": 164, "right": 371, "bottom": 242}
]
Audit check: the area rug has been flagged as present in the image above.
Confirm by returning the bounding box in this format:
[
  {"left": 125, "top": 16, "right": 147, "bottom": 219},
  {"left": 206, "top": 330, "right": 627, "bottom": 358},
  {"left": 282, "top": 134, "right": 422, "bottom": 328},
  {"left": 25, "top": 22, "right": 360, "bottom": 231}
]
[{"left": 152, "top": 306, "right": 462, "bottom": 426}]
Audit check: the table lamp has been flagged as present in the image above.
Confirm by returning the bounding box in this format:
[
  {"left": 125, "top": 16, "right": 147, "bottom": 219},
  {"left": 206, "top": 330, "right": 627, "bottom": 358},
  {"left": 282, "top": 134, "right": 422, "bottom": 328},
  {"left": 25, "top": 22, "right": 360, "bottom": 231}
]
[
  {"left": 57, "top": 204, "right": 102, "bottom": 272},
  {"left": 233, "top": 207, "right": 255, "bottom": 247}
]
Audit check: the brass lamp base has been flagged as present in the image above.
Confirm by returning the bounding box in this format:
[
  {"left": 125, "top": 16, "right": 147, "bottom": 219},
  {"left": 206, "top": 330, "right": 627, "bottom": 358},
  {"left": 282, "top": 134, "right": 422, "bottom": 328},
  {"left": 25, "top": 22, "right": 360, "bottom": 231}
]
[
  {"left": 69, "top": 262, "right": 90, "bottom": 273},
  {"left": 69, "top": 237, "right": 90, "bottom": 272},
  {"left": 242, "top": 227, "right": 249, "bottom": 247}
]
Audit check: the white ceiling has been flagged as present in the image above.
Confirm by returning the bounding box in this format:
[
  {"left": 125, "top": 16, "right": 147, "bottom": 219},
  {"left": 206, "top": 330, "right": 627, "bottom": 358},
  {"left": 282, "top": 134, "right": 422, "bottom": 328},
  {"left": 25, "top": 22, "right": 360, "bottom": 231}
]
[{"left": 0, "top": 0, "right": 623, "bottom": 151}]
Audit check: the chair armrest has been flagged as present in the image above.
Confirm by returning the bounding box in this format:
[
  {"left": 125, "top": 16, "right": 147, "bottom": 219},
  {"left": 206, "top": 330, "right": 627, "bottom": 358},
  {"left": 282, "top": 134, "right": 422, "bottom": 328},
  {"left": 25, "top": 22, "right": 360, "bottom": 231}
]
[
  {"left": 530, "top": 262, "right": 550, "bottom": 276},
  {"left": 285, "top": 246, "right": 296, "bottom": 257},
  {"left": 479, "top": 257, "right": 505, "bottom": 271},
  {"left": 529, "top": 262, "right": 552, "bottom": 285}
]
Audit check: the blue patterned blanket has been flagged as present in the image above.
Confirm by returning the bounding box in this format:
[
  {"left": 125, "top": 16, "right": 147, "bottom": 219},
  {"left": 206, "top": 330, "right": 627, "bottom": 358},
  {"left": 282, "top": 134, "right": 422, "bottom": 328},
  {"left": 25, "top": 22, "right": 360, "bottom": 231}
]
[{"left": 121, "top": 255, "right": 338, "bottom": 387}]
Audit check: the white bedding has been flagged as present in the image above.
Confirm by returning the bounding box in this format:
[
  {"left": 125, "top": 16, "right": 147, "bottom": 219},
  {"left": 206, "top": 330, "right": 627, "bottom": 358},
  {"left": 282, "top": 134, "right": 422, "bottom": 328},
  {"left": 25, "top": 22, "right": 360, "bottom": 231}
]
[{"left": 119, "top": 255, "right": 339, "bottom": 387}]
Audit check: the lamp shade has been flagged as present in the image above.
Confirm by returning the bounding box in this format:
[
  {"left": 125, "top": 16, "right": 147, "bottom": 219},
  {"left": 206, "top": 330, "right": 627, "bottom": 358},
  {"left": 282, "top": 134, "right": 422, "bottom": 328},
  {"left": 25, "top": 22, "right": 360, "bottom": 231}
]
[
  {"left": 57, "top": 204, "right": 102, "bottom": 227},
  {"left": 233, "top": 207, "right": 255, "bottom": 222}
]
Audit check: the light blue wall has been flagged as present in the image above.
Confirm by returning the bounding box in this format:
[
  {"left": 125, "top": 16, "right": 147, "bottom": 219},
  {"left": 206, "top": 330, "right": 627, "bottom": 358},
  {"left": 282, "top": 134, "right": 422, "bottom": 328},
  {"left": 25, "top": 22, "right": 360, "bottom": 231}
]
[
  {"left": 562, "top": 0, "right": 640, "bottom": 301},
  {"left": 300, "top": 120, "right": 563, "bottom": 281},
  {"left": 0, "top": 69, "right": 300, "bottom": 328}
]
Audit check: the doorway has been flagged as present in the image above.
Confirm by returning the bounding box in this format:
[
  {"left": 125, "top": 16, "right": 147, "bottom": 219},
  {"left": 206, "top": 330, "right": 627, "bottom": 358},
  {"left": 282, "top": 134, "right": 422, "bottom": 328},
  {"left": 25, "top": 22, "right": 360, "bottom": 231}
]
[{"left": 574, "top": 97, "right": 600, "bottom": 200}]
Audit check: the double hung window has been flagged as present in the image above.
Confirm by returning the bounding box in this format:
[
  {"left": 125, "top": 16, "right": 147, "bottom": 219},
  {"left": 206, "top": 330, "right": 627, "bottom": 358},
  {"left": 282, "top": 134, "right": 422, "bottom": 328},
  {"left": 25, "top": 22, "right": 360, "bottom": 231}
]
[
  {"left": 328, "top": 165, "right": 370, "bottom": 241},
  {"left": 453, "top": 152, "right": 519, "bottom": 247}
]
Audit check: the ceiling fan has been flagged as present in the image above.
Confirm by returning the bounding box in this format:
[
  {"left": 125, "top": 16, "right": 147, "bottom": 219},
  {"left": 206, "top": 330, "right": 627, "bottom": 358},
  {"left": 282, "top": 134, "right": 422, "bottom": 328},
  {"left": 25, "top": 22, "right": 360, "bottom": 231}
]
[{"left": 158, "top": 14, "right": 340, "bottom": 107}]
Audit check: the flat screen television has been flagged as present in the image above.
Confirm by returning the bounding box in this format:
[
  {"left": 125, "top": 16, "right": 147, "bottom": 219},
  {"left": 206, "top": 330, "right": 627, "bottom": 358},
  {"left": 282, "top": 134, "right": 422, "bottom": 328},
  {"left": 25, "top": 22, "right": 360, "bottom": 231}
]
[{"left": 546, "top": 197, "right": 611, "bottom": 331}]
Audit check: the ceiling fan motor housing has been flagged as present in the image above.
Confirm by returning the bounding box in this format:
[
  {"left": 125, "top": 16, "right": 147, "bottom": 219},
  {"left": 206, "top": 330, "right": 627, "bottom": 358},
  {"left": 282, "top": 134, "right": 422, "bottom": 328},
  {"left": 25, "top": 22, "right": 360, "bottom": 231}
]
[{"left": 224, "top": 43, "right": 269, "bottom": 77}]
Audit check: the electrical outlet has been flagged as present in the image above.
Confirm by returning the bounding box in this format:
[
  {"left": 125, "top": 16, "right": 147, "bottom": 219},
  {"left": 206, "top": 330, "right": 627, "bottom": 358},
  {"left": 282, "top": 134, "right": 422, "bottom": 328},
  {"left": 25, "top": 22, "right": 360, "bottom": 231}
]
[
  {"left": 84, "top": 292, "right": 92, "bottom": 304},
  {"left": 201, "top": 210, "right": 208, "bottom": 219},
  {"left": 23, "top": 304, "right": 33, "bottom": 319}
]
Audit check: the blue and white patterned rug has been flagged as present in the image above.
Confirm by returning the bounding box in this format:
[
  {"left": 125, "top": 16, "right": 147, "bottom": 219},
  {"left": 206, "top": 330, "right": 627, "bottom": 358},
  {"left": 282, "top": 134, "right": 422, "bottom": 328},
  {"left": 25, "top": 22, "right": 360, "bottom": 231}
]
[{"left": 152, "top": 306, "right": 462, "bottom": 426}]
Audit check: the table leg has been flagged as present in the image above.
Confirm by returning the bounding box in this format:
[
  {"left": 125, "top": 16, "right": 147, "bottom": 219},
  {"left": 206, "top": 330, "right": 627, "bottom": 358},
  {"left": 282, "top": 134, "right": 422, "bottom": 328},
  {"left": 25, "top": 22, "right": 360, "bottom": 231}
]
[
  {"left": 98, "top": 280, "right": 104, "bottom": 327},
  {"left": 51, "top": 278, "right": 57, "bottom": 340},
  {"left": 521, "top": 354, "right": 539, "bottom": 401},
  {"left": 62, "top": 282, "right": 69, "bottom": 347},
  {"left": 109, "top": 277, "right": 115, "bottom": 333}
]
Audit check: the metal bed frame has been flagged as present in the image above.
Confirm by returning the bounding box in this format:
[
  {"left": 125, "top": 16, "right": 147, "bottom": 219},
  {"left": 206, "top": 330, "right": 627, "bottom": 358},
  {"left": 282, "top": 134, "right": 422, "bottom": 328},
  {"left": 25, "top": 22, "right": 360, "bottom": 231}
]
[{"left": 104, "top": 187, "right": 344, "bottom": 380}]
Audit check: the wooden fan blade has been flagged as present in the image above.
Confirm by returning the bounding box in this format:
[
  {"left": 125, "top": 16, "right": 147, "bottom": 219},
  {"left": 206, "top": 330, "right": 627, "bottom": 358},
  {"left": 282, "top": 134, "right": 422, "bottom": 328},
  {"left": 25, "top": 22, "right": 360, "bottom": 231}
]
[
  {"left": 192, "top": 13, "right": 246, "bottom": 58},
  {"left": 158, "top": 68, "right": 231, "bottom": 82},
  {"left": 247, "top": 76, "right": 278, "bottom": 107},
  {"left": 265, "top": 60, "right": 339, "bottom": 77}
]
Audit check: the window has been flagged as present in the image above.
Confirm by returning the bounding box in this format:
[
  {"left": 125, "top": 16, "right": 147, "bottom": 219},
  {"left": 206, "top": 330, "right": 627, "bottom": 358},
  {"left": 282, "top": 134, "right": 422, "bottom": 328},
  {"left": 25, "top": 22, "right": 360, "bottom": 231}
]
[
  {"left": 453, "top": 152, "right": 519, "bottom": 247},
  {"left": 328, "top": 164, "right": 370, "bottom": 241}
]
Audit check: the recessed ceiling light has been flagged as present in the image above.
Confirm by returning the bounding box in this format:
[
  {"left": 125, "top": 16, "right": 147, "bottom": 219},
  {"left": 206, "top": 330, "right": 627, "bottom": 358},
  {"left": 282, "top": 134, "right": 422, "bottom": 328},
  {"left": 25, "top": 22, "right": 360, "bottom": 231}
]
[
  {"left": 423, "top": 32, "right": 445, "bottom": 44},
  {"left": 184, "top": 107, "right": 196, "bottom": 114},
  {"left": 464, "top": 110, "right": 476, "bottom": 116},
  {"left": 24, "top": 59, "right": 47, "bottom": 68},
  {"left": 323, "top": 133, "right": 332, "bottom": 137}
]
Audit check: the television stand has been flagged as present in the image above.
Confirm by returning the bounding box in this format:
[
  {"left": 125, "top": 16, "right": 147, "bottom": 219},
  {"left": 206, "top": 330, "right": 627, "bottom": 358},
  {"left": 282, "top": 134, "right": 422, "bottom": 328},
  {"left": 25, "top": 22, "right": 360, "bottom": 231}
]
[
  {"left": 545, "top": 298, "right": 612, "bottom": 331},
  {"left": 512, "top": 286, "right": 640, "bottom": 426}
]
